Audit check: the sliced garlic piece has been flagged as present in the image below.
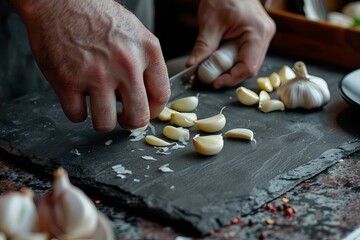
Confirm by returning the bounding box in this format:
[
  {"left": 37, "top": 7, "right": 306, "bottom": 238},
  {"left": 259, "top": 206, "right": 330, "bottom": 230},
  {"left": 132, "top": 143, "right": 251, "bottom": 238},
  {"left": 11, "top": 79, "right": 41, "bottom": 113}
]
[
  {"left": 158, "top": 107, "right": 177, "bottom": 121},
  {"left": 163, "top": 126, "right": 190, "bottom": 141},
  {"left": 170, "top": 94, "right": 199, "bottom": 112},
  {"left": 260, "top": 99, "right": 285, "bottom": 113},
  {"left": 269, "top": 72, "right": 281, "bottom": 89},
  {"left": 257, "top": 77, "right": 273, "bottom": 92},
  {"left": 225, "top": 128, "right": 254, "bottom": 141},
  {"left": 171, "top": 112, "right": 197, "bottom": 127},
  {"left": 236, "top": 87, "right": 259, "bottom": 106},
  {"left": 194, "top": 108, "right": 226, "bottom": 133},
  {"left": 193, "top": 134, "right": 224, "bottom": 156},
  {"left": 278, "top": 65, "right": 296, "bottom": 83},
  {"left": 145, "top": 135, "right": 172, "bottom": 147}
]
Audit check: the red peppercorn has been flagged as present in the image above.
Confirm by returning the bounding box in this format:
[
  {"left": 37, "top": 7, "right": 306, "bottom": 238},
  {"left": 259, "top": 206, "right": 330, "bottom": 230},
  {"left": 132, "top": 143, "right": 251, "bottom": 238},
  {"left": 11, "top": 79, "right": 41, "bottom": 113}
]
[{"left": 285, "top": 207, "right": 294, "bottom": 217}]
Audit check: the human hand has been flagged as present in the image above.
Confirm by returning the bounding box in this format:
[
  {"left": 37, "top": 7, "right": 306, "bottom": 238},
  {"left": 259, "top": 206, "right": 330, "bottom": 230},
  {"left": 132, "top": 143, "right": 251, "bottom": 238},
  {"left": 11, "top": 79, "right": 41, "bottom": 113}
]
[
  {"left": 186, "top": 0, "right": 276, "bottom": 89},
  {"left": 12, "top": 0, "right": 170, "bottom": 132}
]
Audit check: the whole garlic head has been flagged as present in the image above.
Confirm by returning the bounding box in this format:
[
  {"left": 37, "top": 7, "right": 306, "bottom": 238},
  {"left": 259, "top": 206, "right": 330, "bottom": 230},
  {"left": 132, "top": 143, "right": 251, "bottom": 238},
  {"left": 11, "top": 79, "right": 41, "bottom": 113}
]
[
  {"left": 277, "top": 61, "right": 330, "bottom": 109},
  {"left": 197, "top": 41, "right": 238, "bottom": 85}
]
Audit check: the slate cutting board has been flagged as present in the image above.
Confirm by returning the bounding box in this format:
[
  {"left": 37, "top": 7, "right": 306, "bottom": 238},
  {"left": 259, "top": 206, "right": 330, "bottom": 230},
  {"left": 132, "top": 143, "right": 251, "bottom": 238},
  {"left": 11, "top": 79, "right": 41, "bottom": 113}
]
[{"left": 1, "top": 54, "right": 360, "bottom": 235}]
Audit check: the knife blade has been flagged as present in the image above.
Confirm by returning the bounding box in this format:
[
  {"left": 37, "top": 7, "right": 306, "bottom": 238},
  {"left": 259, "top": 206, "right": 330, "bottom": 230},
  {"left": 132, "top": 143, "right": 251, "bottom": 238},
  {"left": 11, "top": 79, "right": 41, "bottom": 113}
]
[{"left": 169, "top": 64, "right": 198, "bottom": 84}]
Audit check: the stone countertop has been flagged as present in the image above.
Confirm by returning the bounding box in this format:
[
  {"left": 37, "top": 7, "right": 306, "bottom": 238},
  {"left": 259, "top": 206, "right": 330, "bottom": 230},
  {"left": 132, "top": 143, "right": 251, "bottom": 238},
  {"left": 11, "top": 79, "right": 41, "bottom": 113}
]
[{"left": 1, "top": 150, "right": 359, "bottom": 240}]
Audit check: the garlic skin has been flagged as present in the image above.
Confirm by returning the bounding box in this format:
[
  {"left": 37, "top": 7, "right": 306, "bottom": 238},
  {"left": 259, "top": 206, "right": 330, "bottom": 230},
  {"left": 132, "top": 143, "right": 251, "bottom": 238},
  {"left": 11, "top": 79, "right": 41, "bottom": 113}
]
[
  {"left": 194, "top": 108, "right": 226, "bottom": 133},
  {"left": 277, "top": 61, "right": 330, "bottom": 110},
  {"left": 170, "top": 94, "right": 199, "bottom": 112},
  {"left": 193, "top": 134, "right": 224, "bottom": 156},
  {"left": 197, "top": 41, "right": 238, "bottom": 85},
  {"left": 92, "top": 212, "right": 116, "bottom": 240},
  {"left": 163, "top": 126, "right": 190, "bottom": 141},
  {"left": 0, "top": 187, "right": 38, "bottom": 237},
  {"left": 11, "top": 233, "right": 48, "bottom": 240},
  {"left": 38, "top": 168, "right": 98, "bottom": 239}
]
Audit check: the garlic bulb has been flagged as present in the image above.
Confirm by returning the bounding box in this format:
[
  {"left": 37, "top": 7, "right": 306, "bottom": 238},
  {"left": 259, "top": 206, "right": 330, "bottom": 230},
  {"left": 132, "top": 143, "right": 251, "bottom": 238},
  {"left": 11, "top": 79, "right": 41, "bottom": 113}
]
[
  {"left": 277, "top": 61, "right": 330, "bottom": 109},
  {"left": 38, "top": 168, "right": 99, "bottom": 239},
  {"left": 0, "top": 187, "right": 38, "bottom": 237},
  {"left": 197, "top": 41, "right": 238, "bottom": 85}
]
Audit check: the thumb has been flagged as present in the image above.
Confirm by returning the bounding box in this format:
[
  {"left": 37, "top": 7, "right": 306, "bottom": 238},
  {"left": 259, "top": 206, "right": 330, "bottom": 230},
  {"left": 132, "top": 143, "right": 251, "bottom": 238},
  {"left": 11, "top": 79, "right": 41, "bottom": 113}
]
[{"left": 186, "top": 31, "right": 223, "bottom": 67}]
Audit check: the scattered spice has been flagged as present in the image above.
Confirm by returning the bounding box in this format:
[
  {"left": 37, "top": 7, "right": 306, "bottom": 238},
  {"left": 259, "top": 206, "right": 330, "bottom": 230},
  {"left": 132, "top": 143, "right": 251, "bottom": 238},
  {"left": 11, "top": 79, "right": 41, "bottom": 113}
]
[
  {"left": 230, "top": 217, "right": 241, "bottom": 224},
  {"left": 285, "top": 207, "right": 295, "bottom": 217},
  {"left": 281, "top": 197, "right": 289, "bottom": 203}
]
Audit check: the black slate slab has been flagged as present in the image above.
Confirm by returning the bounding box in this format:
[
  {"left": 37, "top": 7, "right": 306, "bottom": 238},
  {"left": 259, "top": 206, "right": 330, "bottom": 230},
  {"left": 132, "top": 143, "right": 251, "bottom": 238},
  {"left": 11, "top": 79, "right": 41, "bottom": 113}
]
[{"left": 0, "top": 55, "right": 360, "bottom": 235}]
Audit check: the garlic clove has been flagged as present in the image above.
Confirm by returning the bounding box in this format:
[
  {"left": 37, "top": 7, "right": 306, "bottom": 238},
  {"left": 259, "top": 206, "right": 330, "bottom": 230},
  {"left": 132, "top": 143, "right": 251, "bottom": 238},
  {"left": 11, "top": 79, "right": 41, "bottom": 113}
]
[
  {"left": 12, "top": 233, "right": 49, "bottom": 240},
  {"left": 38, "top": 168, "right": 98, "bottom": 239},
  {"left": 145, "top": 135, "right": 172, "bottom": 147},
  {"left": 258, "top": 90, "right": 271, "bottom": 108},
  {"left": 170, "top": 112, "right": 197, "bottom": 127},
  {"left": 225, "top": 128, "right": 254, "bottom": 141},
  {"left": 0, "top": 187, "right": 38, "bottom": 237},
  {"left": 194, "top": 108, "right": 226, "bottom": 133},
  {"left": 193, "top": 134, "right": 224, "bottom": 156},
  {"left": 260, "top": 99, "right": 285, "bottom": 113},
  {"left": 278, "top": 65, "right": 296, "bottom": 83},
  {"left": 92, "top": 212, "right": 116, "bottom": 240},
  {"left": 236, "top": 87, "right": 259, "bottom": 106},
  {"left": 158, "top": 107, "right": 177, "bottom": 121},
  {"left": 163, "top": 126, "right": 190, "bottom": 141},
  {"left": 170, "top": 94, "right": 199, "bottom": 112},
  {"left": 257, "top": 77, "right": 273, "bottom": 92},
  {"left": 269, "top": 72, "right": 281, "bottom": 89}
]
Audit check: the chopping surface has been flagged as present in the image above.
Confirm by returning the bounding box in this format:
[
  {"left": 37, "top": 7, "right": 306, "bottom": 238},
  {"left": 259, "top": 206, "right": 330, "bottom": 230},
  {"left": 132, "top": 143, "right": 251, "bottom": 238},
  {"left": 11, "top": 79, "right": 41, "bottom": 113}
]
[{"left": 0, "top": 54, "right": 359, "bottom": 235}]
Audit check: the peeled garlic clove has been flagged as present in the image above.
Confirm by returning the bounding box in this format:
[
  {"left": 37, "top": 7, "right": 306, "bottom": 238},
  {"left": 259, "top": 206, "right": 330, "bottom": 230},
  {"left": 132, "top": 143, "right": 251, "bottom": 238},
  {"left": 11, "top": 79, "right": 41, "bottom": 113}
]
[
  {"left": 193, "top": 134, "right": 224, "bottom": 156},
  {"left": 171, "top": 112, "right": 197, "bottom": 127},
  {"left": 38, "top": 168, "right": 98, "bottom": 239},
  {"left": 258, "top": 90, "right": 271, "bottom": 108},
  {"left": 278, "top": 65, "right": 296, "bottom": 83},
  {"left": 236, "top": 87, "right": 259, "bottom": 106},
  {"left": 12, "top": 233, "right": 49, "bottom": 240},
  {"left": 194, "top": 108, "right": 226, "bottom": 133},
  {"left": 158, "top": 107, "right": 177, "bottom": 121},
  {"left": 0, "top": 187, "right": 38, "bottom": 237},
  {"left": 92, "top": 212, "right": 116, "bottom": 240},
  {"left": 257, "top": 77, "right": 273, "bottom": 92},
  {"left": 260, "top": 99, "right": 285, "bottom": 113},
  {"left": 225, "top": 128, "right": 254, "bottom": 141},
  {"left": 269, "top": 72, "right": 281, "bottom": 89},
  {"left": 163, "top": 126, "right": 190, "bottom": 141},
  {"left": 145, "top": 135, "right": 172, "bottom": 147},
  {"left": 170, "top": 94, "right": 199, "bottom": 112}
]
